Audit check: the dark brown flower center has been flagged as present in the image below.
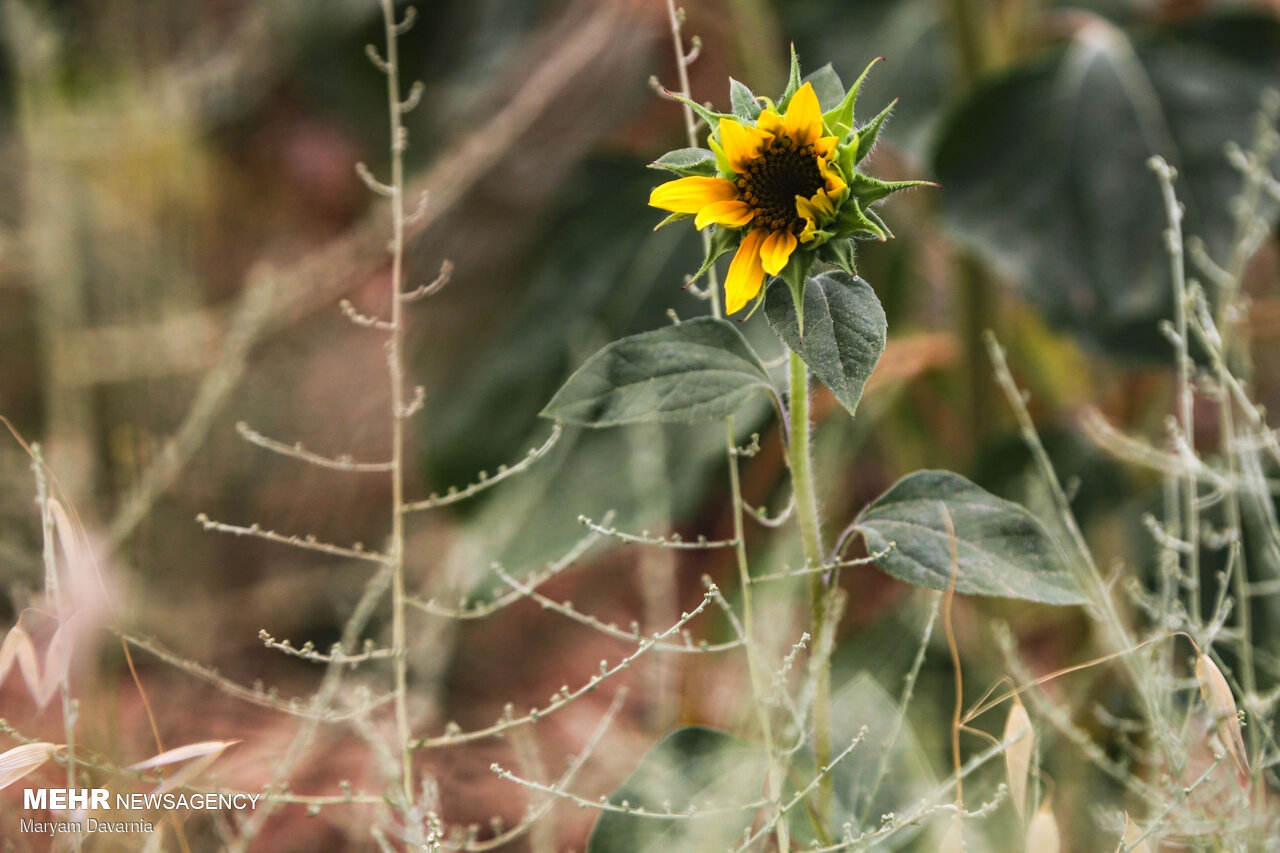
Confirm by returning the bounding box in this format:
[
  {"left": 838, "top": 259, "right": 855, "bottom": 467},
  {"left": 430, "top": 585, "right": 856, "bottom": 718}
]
[{"left": 735, "top": 136, "right": 825, "bottom": 235}]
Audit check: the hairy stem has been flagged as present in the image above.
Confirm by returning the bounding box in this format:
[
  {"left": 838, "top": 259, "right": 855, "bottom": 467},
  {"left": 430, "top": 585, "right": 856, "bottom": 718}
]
[{"left": 787, "top": 348, "right": 832, "bottom": 821}]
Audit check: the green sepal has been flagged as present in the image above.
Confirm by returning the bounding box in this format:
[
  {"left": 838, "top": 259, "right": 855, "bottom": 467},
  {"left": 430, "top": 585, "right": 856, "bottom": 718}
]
[
  {"left": 665, "top": 90, "right": 733, "bottom": 131},
  {"left": 823, "top": 238, "right": 858, "bottom": 277},
  {"left": 649, "top": 148, "right": 717, "bottom": 177},
  {"left": 707, "top": 136, "right": 735, "bottom": 177},
  {"left": 803, "top": 229, "right": 833, "bottom": 250},
  {"left": 856, "top": 99, "right": 897, "bottom": 163},
  {"left": 822, "top": 56, "right": 884, "bottom": 138},
  {"left": 862, "top": 207, "right": 894, "bottom": 240},
  {"left": 653, "top": 211, "right": 693, "bottom": 230},
  {"left": 729, "top": 78, "right": 762, "bottom": 121},
  {"left": 739, "top": 282, "right": 770, "bottom": 323},
  {"left": 836, "top": 139, "right": 860, "bottom": 184},
  {"left": 780, "top": 247, "right": 816, "bottom": 338},
  {"left": 779, "top": 44, "right": 802, "bottom": 109},
  {"left": 851, "top": 174, "right": 937, "bottom": 207},
  {"left": 834, "top": 200, "right": 888, "bottom": 241},
  {"left": 690, "top": 226, "right": 739, "bottom": 285}
]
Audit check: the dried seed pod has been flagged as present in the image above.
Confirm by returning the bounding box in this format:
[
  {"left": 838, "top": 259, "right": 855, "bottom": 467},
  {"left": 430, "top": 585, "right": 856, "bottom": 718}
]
[
  {"left": 1024, "top": 801, "right": 1060, "bottom": 853},
  {"left": 0, "top": 624, "right": 42, "bottom": 703},
  {"left": 0, "top": 742, "right": 59, "bottom": 789},
  {"left": 1004, "top": 694, "right": 1033, "bottom": 814},
  {"left": 1195, "top": 653, "right": 1249, "bottom": 776}
]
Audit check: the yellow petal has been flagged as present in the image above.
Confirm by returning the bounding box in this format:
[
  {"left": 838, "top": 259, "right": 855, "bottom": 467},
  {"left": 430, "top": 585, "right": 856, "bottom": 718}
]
[
  {"left": 725, "top": 229, "right": 768, "bottom": 315},
  {"left": 756, "top": 108, "right": 784, "bottom": 138},
  {"left": 814, "top": 135, "right": 839, "bottom": 158},
  {"left": 649, "top": 176, "right": 737, "bottom": 214},
  {"left": 796, "top": 192, "right": 834, "bottom": 243},
  {"left": 821, "top": 160, "right": 847, "bottom": 194},
  {"left": 695, "top": 199, "right": 755, "bottom": 230},
  {"left": 797, "top": 189, "right": 835, "bottom": 221},
  {"left": 782, "top": 82, "right": 823, "bottom": 147},
  {"left": 760, "top": 229, "right": 798, "bottom": 276},
  {"left": 718, "top": 117, "right": 773, "bottom": 173}
]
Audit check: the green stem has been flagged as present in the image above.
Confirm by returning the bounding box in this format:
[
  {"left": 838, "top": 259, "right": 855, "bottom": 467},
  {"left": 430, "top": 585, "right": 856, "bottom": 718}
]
[
  {"left": 787, "top": 349, "right": 832, "bottom": 822},
  {"left": 789, "top": 352, "right": 824, "bottom": 566}
]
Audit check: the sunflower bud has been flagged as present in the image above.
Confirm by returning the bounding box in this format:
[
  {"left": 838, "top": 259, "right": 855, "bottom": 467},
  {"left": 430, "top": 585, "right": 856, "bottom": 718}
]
[
  {"left": 1195, "top": 652, "right": 1249, "bottom": 776},
  {"left": 1024, "top": 801, "right": 1060, "bottom": 853},
  {"left": 1003, "top": 694, "right": 1033, "bottom": 815}
]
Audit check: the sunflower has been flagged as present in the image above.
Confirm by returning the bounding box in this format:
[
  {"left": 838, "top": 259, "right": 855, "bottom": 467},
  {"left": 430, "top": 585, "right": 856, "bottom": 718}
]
[
  {"left": 648, "top": 58, "right": 929, "bottom": 318},
  {"left": 650, "top": 82, "right": 847, "bottom": 314}
]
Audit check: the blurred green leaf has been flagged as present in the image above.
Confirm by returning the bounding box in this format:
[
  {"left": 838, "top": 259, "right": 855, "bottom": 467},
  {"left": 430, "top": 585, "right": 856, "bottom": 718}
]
[
  {"left": 765, "top": 272, "right": 886, "bottom": 418},
  {"left": 934, "top": 13, "right": 1280, "bottom": 356},
  {"left": 788, "top": 674, "right": 936, "bottom": 845},
  {"left": 856, "top": 470, "right": 1085, "bottom": 604},
  {"left": 586, "top": 727, "right": 768, "bottom": 853},
  {"left": 542, "top": 318, "right": 774, "bottom": 426},
  {"left": 783, "top": 0, "right": 950, "bottom": 160},
  {"left": 426, "top": 159, "right": 700, "bottom": 493},
  {"left": 426, "top": 160, "right": 776, "bottom": 575}
]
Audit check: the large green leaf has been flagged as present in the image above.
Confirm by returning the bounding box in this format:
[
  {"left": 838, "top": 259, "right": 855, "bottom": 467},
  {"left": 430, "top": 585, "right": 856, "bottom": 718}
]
[
  {"left": 935, "top": 13, "right": 1280, "bottom": 357},
  {"left": 541, "top": 317, "right": 774, "bottom": 426},
  {"left": 855, "top": 470, "right": 1085, "bottom": 604},
  {"left": 764, "top": 272, "right": 887, "bottom": 418},
  {"left": 587, "top": 727, "right": 768, "bottom": 853}
]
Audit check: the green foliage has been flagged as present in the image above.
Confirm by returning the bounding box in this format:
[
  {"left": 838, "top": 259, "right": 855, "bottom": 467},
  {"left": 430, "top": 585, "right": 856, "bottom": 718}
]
[
  {"left": 541, "top": 318, "right": 775, "bottom": 426},
  {"left": 787, "top": 675, "right": 936, "bottom": 845},
  {"left": 764, "top": 272, "right": 886, "bottom": 418},
  {"left": 935, "top": 12, "right": 1280, "bottom": 356},
  {"left": 586, "top": 727, "right": 768, "bottom": 853},
  {"left": 427, "top": 161, "right": 752, "bottom": 571},
  {"left": 856, "top": 470, "right": 1085, "bottom": 604},
  {"left": 784, "top": 0, "right": 950, "bottom": 159}
]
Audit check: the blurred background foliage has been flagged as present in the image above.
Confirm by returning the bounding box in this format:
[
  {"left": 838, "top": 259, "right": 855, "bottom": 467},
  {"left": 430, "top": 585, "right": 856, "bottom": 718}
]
[{"left": 1, "top": 0, "right": 1278, "bottom": 849}]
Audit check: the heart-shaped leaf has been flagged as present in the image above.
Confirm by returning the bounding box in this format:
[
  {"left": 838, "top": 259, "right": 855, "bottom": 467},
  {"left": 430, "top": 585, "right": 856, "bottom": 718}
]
[
  {"left": 541, "top": 318, "right": 774, "bottom": 426},
  {"left": 855, "top": 470, "right": 1085, "bottom": 604},
  {"left": 765, "top": 272, "right": 887, "bottom": 418}
]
